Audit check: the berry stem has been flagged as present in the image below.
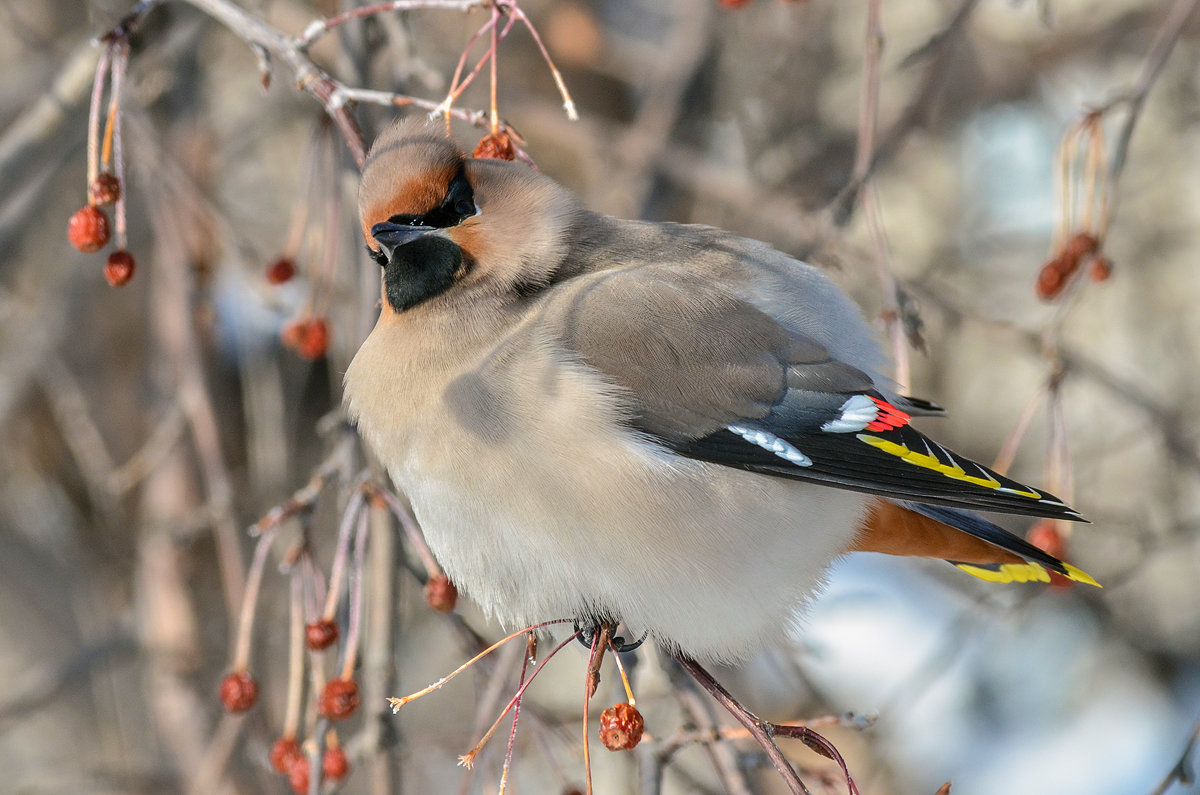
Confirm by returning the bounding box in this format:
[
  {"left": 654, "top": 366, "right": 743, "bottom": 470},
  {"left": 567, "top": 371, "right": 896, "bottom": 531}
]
[
  {"left": 322, "top": 489, "right": 366, "bottom": 621},
  {"left": 232, "top": 527, "right": 278, "bottom": 671},
  {"left": 283, "top": 565, "right": 306, "bottom": 739},
  {"left": 387, "top": 619, "right": 574, "bottom": 711},
  {"left": 339, "top": 503, "right": 369, "bottom": 681},
  {"left": 505, "top": 1, "right": 577, "bottom": 120},
  {"left": 497, "top": 636, "right": 532, "bottom": 794},
  {"left": 371, "top": 485, "right": 443, "bottom": 580},
  {"left": 436, "top": 14, "right": 512, "bottom": 121},
  {"left": 86, "top": 45, "right": 115, "bottom": 192},
  {"left": 608, "top": 639, "right": 636, "bottom": 707},
  {"left": 457, "top": 627, "right": 584, "bottom": 769},
  {"left": 582, "top": 625, "right": 609, "bottom": 795},
  {"left": 109, "top": 43, "right": 129, "bottom": 249},
  {"left": 442, "top": 13, "right": 495, "bottom": 124}
]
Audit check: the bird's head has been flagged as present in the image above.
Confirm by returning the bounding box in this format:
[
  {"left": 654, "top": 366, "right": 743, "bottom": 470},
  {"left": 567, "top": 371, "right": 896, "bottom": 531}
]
[{"left": 359, "top": 118, "right": 580, "bottom": 314}]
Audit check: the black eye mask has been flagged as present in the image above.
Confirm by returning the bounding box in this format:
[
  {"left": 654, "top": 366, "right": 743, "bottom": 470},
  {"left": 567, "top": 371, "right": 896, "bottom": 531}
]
[{"left": 368, "top": 170, "right": 477, "bottom": 267}]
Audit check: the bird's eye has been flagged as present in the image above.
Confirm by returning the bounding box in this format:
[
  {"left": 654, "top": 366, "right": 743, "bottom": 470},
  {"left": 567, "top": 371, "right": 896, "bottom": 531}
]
[
  {"left": 367, "top": 246, "right": 388, "bottom": 267},
  {"left": 454, "top": 200, "right": 475, "bottom": 217}
]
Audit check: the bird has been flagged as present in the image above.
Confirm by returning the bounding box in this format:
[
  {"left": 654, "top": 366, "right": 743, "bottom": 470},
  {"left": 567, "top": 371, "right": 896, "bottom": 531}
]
[{"left": 344, "top": 118, "right": 1097, "bottom": 663}]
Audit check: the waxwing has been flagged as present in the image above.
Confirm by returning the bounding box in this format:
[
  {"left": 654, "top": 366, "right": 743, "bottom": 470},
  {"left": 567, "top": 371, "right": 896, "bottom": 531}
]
[{"left": 344, "top": 119, "right": 1096, "bottom": 662}]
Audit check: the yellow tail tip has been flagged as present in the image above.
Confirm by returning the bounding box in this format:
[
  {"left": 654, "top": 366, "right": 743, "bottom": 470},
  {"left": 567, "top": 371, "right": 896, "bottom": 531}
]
[
  {"left": 1063, "top": 563, "right": 1102, "bottom": 588},
  {"left": 954, "top": 561, "right": 1101, "bottom": 588}
]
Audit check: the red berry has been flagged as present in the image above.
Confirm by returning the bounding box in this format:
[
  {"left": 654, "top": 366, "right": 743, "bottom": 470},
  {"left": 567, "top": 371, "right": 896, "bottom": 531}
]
[
  {"left": 1089, "top": 257, "right": 1113, "bottom": 282},
  {"left": 218, "top": 671, "right": 258, "bottom": 713},
  {"left": 598, "top": 702, "right": 644, "bottom": 751},
  {"left": 472, "top": 131, "right": 517, "bottom": 161},
  {"left": 266, "top": 257, "right": 296, "bottom": 285},
  {"left": 1048, "top": 570, "right": 1075, "bottom": 590},
  {"left": 1061, "top": 231, "right": 1099, "bottom": 262},
  {"left": 306, "top": 619, "right": 339, "bottom": 651},
  {"left": 719, "top": 0, "right": 755, "bottom": 7},
  {"left": 323, "top": 746, "right": 349, "bottom": 780},
  {"left": 319, "top": 678, "right": 360, "bottom": 721},
  {"left": 288, "top": 756, "right": 310, "bottom": 794},
  {"left": 424, "top": 574, "right": 458, "bottom": 612},
  {"left": 89, "top": 173, "right": 122, "bottom": 206},
  {"left": 1027, "top": 520, "right": 1065, "bottom": 560},
  {"left": 298, "top": 318, "right": 328, "bottom": 359},
  {"left": 270, "top": 737, "right": 303, "bottom": 774},
  {"left": 281, "top": 318, "right": 330, "bottom": 360},
  {"left": 1035, "top": 258, "right": 1066, "bottom": 300},
  {"left": 67, "top": 205, "right": 110, "bottom": 253},
  {"left": 104, "top": 249, "right": 136, "bottom": 287}
]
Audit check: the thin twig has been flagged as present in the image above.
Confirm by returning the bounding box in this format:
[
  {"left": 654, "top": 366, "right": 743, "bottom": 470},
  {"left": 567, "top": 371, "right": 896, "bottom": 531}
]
[
  {"left": 673, "top": 653, "right": 812, "bottom": 795},
  {"left": 387, "top": 619, "right": 574, "bottom": 711},
  {"left": 458, "top": 628, "right": 585, "bottom": 769},
  {"left": 498, "top": 637, "right": 533, "bottom": 793},
  {"left": 298, "top": 0, "right": 483, "bottom": 48},
  {"left": 830, "top": 0, "right": 981, "bottom": 225}
]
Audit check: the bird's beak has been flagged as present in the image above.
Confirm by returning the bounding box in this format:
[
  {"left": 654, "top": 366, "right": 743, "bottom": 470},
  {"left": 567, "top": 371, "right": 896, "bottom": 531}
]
[{"left": 371, "top": 221, "right": 436, "bottom": 262}]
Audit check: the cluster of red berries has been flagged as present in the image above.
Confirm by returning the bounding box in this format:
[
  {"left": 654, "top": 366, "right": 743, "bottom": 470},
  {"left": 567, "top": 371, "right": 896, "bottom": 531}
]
[
  {"left": 1036, "top": 231, "right": 1112, "bottom": 300},
  {"left": 219, "top": 608, "right": 361, "bottom": 790},
  {"left": 68, "top": 173, "right": 136, "bottom": 287},
  {"left": 270, "top": 737, "right": 349, "bottom": 794},
  {"left": 218, "top": 666, "right": 358, "bottom": 790}
]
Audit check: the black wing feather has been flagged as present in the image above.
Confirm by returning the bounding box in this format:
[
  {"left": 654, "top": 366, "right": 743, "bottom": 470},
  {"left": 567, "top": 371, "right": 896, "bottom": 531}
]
[{"left": 668, "top": 424, "right": 1085, "bottom": 522}]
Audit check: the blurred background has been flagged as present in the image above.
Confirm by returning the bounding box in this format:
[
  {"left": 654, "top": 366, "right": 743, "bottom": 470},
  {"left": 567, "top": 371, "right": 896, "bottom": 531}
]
[{"left": 2, "top": 0, "right": 1199, "bottom": 792}]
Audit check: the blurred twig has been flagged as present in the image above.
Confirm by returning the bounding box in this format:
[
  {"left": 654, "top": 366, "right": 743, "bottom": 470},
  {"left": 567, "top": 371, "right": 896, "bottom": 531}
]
[
  {"left": 0, "top": 629, "right": 137, "bottom": 728},
  {"left": 1108, "top": 0, "right": 1200, "bottom": 185},
  {"left": 830, "top": 0, "right": 982, "bottom": 226},
  {"left": 1148, "top": 710, "right": 1200, "bottom": 795}
]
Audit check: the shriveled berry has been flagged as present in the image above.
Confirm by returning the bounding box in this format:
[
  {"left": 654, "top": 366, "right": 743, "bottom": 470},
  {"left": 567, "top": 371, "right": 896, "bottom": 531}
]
[
  {"left": 306, "top": 619, "right": 339, "bottom": 651},
  {"left": 89, "top": 172, "right": 122, "bottom": 206},
  {"left": 288, "top": 756, "right": 310, "bottom": 794},
  {"left": 598, "top": 702, "right": 644, "bottom": 751},
  {"left": 472, "top": 131, "right": 517, "bottom": 161},
  {"left": 319, "top": 678, "right": 360, "bottom": 721},
  {"left": 218, "top": 671, "right": 258, "bottom": 713},
  {"left": 323, "top": 746, "right": 349, "bottom": 780},
  {"left": 270, "top": 737, "right": 303, "bottom": 774},
  {"left": 266, "top": 257, "right": 296, "bottom": 284},
  {"left": 424, "top": 574, "right": 458, "bottom": 612},
  {"left": 68, "top": 205, "right": 111, "bottom": 253},
  {"left": 105, "top": 250, "right": 136, "bottom": 287}
]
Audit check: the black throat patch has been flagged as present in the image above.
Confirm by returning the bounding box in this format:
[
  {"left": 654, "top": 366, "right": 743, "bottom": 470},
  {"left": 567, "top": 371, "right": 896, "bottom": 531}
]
[{"left": 384, "top": 235, "right": 467, "bottom": 312}]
